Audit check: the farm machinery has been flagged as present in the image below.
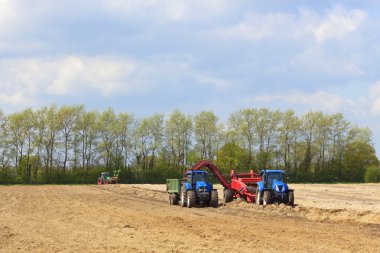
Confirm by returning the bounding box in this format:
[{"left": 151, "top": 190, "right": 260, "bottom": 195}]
[
  {"left": 166, "top": 170, "right": 218, "bottom": 208},
  {"left": 255, "top": 170, "right": 294, "bottom": 206},
  {"left": 97, "top": 170, "right": 121, "bottom": 185},
  {"left": 166, "top": 160, "right": 294, "bottom": 206}
]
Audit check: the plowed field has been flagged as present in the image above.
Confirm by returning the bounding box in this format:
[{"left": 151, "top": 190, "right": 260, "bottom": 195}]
[{"left": 0, "top": 184, "right": 379, "bottom": 253}]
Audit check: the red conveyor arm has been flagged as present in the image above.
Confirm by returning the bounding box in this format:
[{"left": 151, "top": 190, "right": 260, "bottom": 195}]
[{"left": 190, "top": 160, "right": 231, "bottom": 189}]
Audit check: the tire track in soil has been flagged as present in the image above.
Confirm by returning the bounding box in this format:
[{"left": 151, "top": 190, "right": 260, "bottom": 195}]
[{"left": 0, "top": 185, "right": 380, "bottom": 253}]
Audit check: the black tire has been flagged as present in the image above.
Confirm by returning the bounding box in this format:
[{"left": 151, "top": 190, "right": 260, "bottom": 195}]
[
  {"left": 187, "top": 190, "right": 196, "bottom": 208},
  {"left": 180, "top": 191, "right": 187, "bottom": 207},
  {"left": 169, "top": 195, "right": 173, "bottom": 205},
  {"left": 169, "top": 194, "right": 176, "bottom": 205},
  {"left": 210, "top": 190, "right": 218, "bottom": 208},
  {"left": 255, "top": 188, "right": 263, "bottom": 205},
  {"left": 263, "top": 190, "right": 271, "bottom": 206},
  {"left": 173, "top": 195, "right": 179, "bottom": 205},
  {"left": 223, "top": 189, "right": 233, "bottom": 203},
  {"left": 288, "top": 191, "right": 294, "bottom": 206}
]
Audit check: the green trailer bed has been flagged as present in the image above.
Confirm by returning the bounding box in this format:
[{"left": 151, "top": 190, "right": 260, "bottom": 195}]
[{"left": 166, "top": 179, "right": 181, "bottom": 194}]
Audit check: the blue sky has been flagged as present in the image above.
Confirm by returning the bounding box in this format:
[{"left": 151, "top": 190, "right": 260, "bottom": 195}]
[{"left": 1, "top": 0, "right": 380, "bottom": 154}]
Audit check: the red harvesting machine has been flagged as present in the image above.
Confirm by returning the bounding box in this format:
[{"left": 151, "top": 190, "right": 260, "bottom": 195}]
[{"left": 189, "top": 160, "right": 262, "bottom": 203}]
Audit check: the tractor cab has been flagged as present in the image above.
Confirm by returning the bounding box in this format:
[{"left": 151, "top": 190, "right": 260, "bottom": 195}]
[
  {"left": 186, "top": 170, "right": 208, "bottom": 184},
  {"left": 260, "top": 170, "right": 288, "bottom": 193},
  {"left": 261, "top": 170, "right": 286, "bottom": 191},
  {"left": 185, "top": 170, "right": 211, "bottom": 192},
  {"left": 101, "top": 172, "right": 111, "bottom": 178}
]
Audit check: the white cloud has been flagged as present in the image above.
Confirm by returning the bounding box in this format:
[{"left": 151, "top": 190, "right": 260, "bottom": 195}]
[
  {"left": 103, "top": 0, "right": 230, "bottom": 22},
  {"left": 213, "top": 5, "right": 366, "bottom": 45},
  {"left": 194, "top": 74, "right": 234, "bottom": 91},
  {"left": 0, "top": 0, "right": 17, "bottom": 34},
  {"left": 0, "top": 54, "right": 210, "bottom": 109},
  {"left": 0, "top": 91, "right": 34, "bottom": 107},
  {"left": 0, "top": 56, "right": 139, "bottom": 106},
  {"left": 216, "top": 12, "right": 299, "bottom": 42},
  {"left": 291, "top": 47, "right": 365, "bottom": 77},
  {"left": 254, "top": 91, "right": 347, "bottom": 112},
  {"left": 370, "top": 82, "right": 380, "bottom": 115},
  {"left": 372, "top": 98, "right": 380, "bottom": 115},
  {"left": 313, "top": 6, "right": 366, "bottom": 43},
  {"left": 252, "top": 82, "right": 380, "bottom": 117},
  {"left": 370, "top": 82, "right": 380, "bottom": 97}
]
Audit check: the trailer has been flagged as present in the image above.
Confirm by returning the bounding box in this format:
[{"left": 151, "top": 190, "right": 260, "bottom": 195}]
[{"left": 166, "top": 179, "right": 181, "bottom": 205}]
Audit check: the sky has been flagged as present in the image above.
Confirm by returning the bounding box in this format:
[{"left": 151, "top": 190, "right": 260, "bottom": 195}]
[{"left": 0, "top": 0, "right": 380, "bottom": 155}]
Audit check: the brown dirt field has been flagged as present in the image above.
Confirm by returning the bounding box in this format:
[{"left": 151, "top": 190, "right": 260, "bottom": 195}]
[
  {"left": 133, "top": 183, "right": 380, "bottom": 225},
  {"left": 0, "top": 184, "right": 380, "bottom": 253}
]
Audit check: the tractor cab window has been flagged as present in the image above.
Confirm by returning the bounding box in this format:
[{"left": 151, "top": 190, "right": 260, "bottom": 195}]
[
  {"left": 267, "top": 173, "right": 284, "bottom": 186},
  {"left": 187, "top": 173, "right": 207, "bottom": 183}
]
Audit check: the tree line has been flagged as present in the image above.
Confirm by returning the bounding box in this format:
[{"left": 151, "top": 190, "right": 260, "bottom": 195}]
[{"left": 0, "top": 105, "right": 379, "bottom": 184}]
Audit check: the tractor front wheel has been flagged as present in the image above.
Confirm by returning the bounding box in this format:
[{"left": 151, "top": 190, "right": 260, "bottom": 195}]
[
  {"left": 210, "top": 190, "right": 218, "bottom": 208},
  {"left": 104, "top": 180, "right": 109, "bottom": 185},
  {"left": 97, "top": 178, "right": 103, "bottom": 185},
  {"left": 223, "top": 189, "right": 233, "bottom": 203},
  {"left": 263, "top": 190, "right": 271, "bottom": 206},
  {"left": 187, "top": 190, "right": 196, "bottom": 208},
  {"left": 288, "top": 191, "right": 294, "bottom": 206},
  {"left": 255, "top": 188, "right": 263, "bottom": 205}
]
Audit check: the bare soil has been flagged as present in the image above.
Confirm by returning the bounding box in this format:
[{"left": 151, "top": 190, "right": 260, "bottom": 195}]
[{"left": 0, "top": 184, "right": 379, "bottom": 253}]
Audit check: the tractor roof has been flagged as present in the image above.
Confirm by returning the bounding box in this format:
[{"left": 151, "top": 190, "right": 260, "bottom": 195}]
[
  {"left": 186, "top": 170, "right": 208, "bottom": 175},
  {"left": 261, "top": 170, "right": 285, "bottom": 174}
]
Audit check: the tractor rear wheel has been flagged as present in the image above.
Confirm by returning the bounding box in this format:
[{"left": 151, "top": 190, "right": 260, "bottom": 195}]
[
  {"left": 180, "top": 191, "right": 187, "bottom": 207},
  {"left": 187, "top": 190, "right": 196, "bottom": 208},
  {"left": 263, "top": 190, "right": 271, "bottom": 206},
  {"left": 210, "top": 190, "right": 218, "bottom": 208},
  {"left": 104, "top": 180, "right": 109, "bottom": 185},
  {"left": 97, "top": 178, "right": 103, "bottom": 185},
  {"left": 288, "top": 191, "right": 294, "bottom": 206},
  {"left": 255, "top": 188, "right": 263, "bottom": 205},
  {"left": 223, "top": 189, "right": 233, "bottom": 203}
]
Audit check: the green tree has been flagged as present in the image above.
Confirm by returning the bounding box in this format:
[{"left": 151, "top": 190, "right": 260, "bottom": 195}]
[
  {"left": 364, "top": 166, "right": 380, "bottom": 182},
  {"left": 195, "top": 111, "right": 218, "bottom": 160},
  {"left": 77, "top": 110, "right": 98, "bottom": 171},
  {"left": 343, "top": 141, "right": 379, "bottom": 182},
  {"left": 229, "top": 109, "right": 256, "bottom": 167},
  {"left": 165, "top": 110, "right": 193, "bottom": 168},
  {"left": 114, "top": 112, "right": 135, "bottom": 169},
  {"left": 216, "top": 142, "right": 248, "bottom": 173},
  {"left": 278, "top": 110, "right": 301, "bottom": 172},
  {"left": 57, "top": 105, "right": 83, "bottom": 173},
  {"left": 97, "top": 108, "right": 117, "bottom": 169}
]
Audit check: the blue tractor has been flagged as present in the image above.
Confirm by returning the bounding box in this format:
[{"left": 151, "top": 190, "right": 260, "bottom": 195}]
[
  {"left": 177, "top": 170, "right": 218, "bottom": 208},
  {"left": 255, "top": 170, "right": 294, "bottom": 206}
]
